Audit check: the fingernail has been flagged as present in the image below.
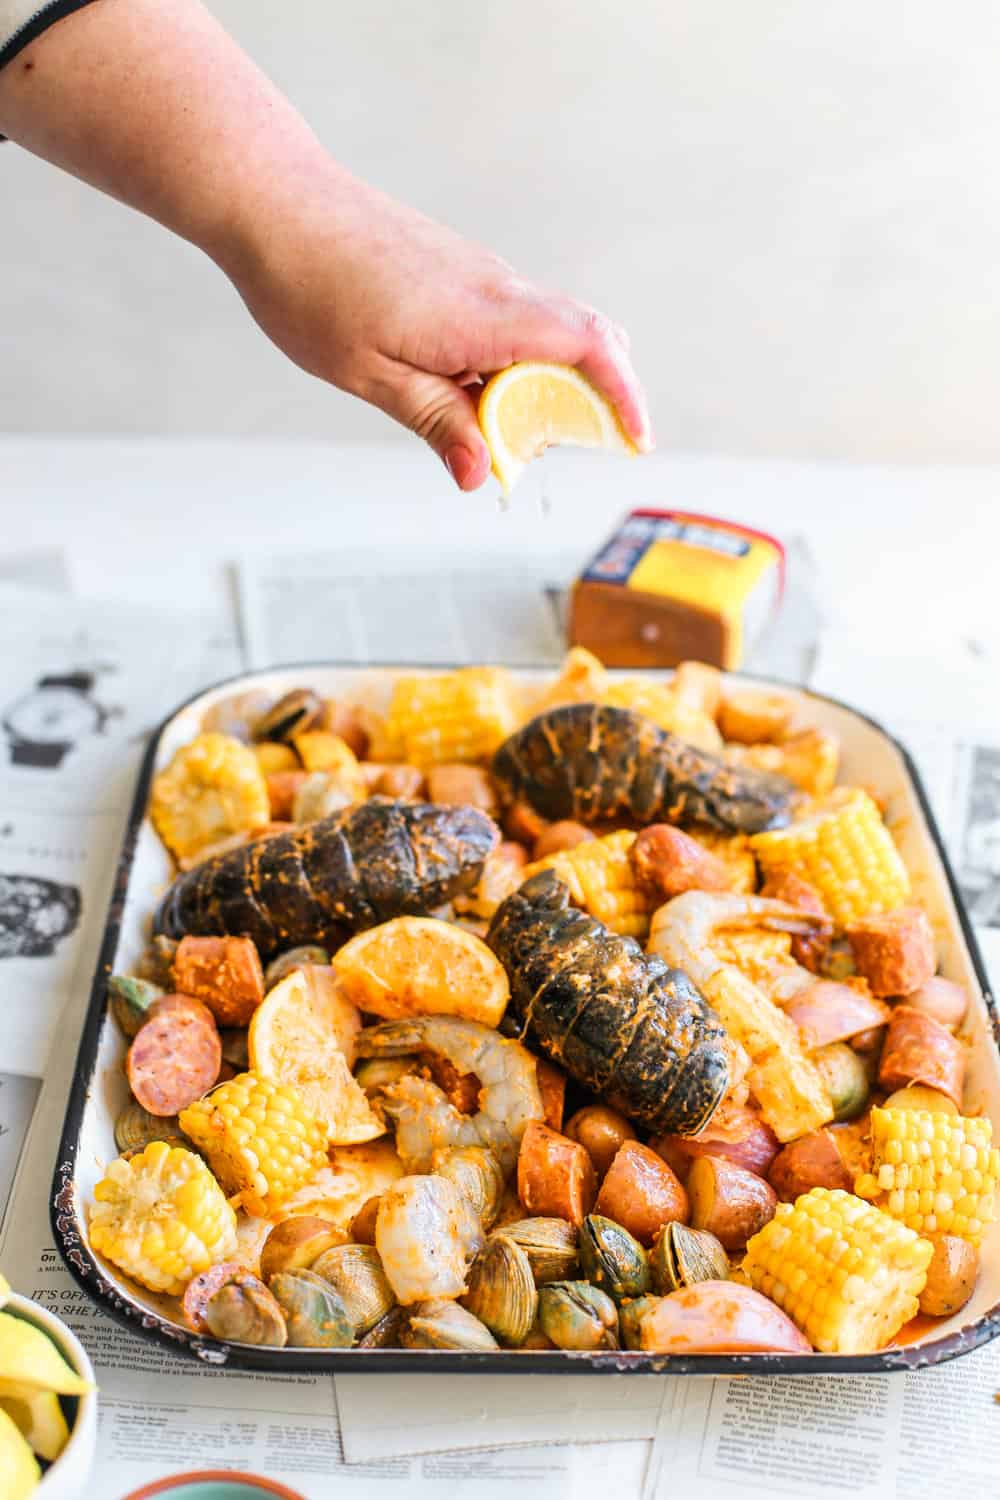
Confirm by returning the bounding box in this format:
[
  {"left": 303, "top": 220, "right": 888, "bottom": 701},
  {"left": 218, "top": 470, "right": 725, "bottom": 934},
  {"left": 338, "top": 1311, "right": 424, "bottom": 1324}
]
[{"left": 444, "top": 445, "right": 475, "bottom": 489}]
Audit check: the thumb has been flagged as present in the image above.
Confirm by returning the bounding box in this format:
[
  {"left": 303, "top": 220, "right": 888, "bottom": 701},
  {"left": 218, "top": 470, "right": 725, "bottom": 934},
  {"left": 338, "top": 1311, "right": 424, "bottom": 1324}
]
[{"left": 379, "top": 368, "right": 492, "bottom": 491}]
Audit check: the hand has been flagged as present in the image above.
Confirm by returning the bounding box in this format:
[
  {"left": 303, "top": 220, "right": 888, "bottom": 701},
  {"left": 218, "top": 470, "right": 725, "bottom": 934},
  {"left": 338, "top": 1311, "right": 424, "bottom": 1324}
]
[{"left": 223, "top": 170, "right": 654, "bottom": 491}]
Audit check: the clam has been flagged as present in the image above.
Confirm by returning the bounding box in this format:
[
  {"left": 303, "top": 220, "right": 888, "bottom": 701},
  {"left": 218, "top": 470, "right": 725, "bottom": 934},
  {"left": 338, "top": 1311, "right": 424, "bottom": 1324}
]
[
  {"left": 269, "top": 1269, "right": 354, "bottom": 1348},
  {"left": 461, "top": 1236, "right": 537, "bottom": 1346},
  {"left": 649, "top": 1222, "right": 729, "bottom": 1296},
  {"left": 203, "top": 1276, "right": 288, "bottom": 1347},
  {"left": 579, "top": 1215, "right": 651, "bottom": 1305},
  {"left": 618, "top": 1294, "right": 663, "bottom": 1351},
  {"left": 114, "top": 1100, "right": 181, "bottom": 1156},
  {"left": 498, "top": 1218, "right": 580, "bottom": 1285},
  {"left": 134, "top": 935, "right": 178, "bottom": 989},
  {"left": 403, "top": 1299, "right": 499, "bottom": 1351},
  {"left": 358, "top": 1305, "right": 410, "bottom": 1349},
  {"left": 264, "top": 946, "right": 330, "bottom": 990},
  {"left": 536, "top": 1281, "right": 619, "bottom": 1351},
  {"left": 253, "top": 688, "right": 323, "bottom": 743},
  {"left": 108, "top": 975, "right": 164, "bottom": 1039},
  {"left": 432, "top": 1146, "right": 506, "bottom": 1230},
  {"left": 310, "top": 1244, "right": 396, "bottom": 1338}
]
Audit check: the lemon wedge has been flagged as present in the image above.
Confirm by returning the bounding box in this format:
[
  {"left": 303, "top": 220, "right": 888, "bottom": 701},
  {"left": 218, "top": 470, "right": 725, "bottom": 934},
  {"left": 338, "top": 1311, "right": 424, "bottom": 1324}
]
[
  {"left": 0, "top": 1313, "right": 91, "bottom": 1397},
  {"left": 477, "top": 361, "right": 636, "bottom": 494},
  {"left": 0, "top": 1382, "right": 70, "bottom": 1462},
  {"left": 0, "top": 1406, "right": 40, "bottom": 1498},
  {"left": 332, "top": 916, "right": 510, "bottom": 1029},
  {"left": 249, "top": 968, "right": 383, "bottom": 1146}
]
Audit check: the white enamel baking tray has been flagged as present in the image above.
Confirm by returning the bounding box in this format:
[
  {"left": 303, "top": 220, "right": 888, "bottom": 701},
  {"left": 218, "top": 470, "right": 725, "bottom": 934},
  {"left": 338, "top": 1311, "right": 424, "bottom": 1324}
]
[{"left": 52, "top": 666, "right": 1000, "bottom": 1374}]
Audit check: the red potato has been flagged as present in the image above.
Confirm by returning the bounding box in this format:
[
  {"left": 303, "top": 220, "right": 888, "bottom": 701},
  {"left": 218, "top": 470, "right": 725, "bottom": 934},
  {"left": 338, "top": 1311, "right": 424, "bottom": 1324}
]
[
  {"left": 687, "top": 1156, "right": 777, "bottom": 1250},
  {"left": 847, "top": 906, "right": 936, "bottom": 998},
  {"left": 759, "top": 871, "right": 830, "bottom": 970},
  {"left": 533, "top": 821, "right": 595, "bottom": 859},
  {"left": 904, "top": 977, "right": 969, "bottom": 1032},
  {"left": 639, "top": 1280, "right": 811, "bottom": 1354},
  {"left": 517, "top": 1121, "right": 597, "bottom": 1227},
  {"left": 650, "top": 1104, "right": 780, "bottom": 1182},
  {"left": 534, "top": 1056, "right": 567, "bottom": 1132},
  {"left": 594, "top": 1140, "right": 689, "bottom": 1246},
  {"left": 565, "top": 1105, "right": 638, "bottom": 1179},
  {"left": 426, "top": 763, "right": 498, "bottom": 816},
  {"left": 126, "top": 994, "right": 222, "bottom": 1117},
  {"left": 266, "top": 769, "right": 309, "bottom": 821},
  {"left": 785, "top": 981, "right": 890, "bottom": 1049},
  {"left": 768, "top": 1129, "right": 853, "bottom": 1202},
  {"left": 628, "top": 825, "right": 737, "bottom": 901},
  {"left": 878, "top": 1005, "right": 966, "bottom": 1109},
  {"left": 918, "top": 1236, "right": 979, "bottom": 1318},
  {"left": 173, "top": 935, "right": 265, "bottom": 1027}
]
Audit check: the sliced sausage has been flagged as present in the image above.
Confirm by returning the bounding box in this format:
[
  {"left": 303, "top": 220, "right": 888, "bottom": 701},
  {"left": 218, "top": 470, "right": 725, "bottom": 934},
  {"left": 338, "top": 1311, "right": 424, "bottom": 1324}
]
[
  {"left": 759, "top": 871, "right": 830, "bottom": 970},
  {"left": 173, "top": 935, "right": 265, "bottom": 1026},
  {"left": 768, "top": 1129, "right": 853, "bottom": 1201},
  {"left": 847, "top": 906, "right": 936, "bottom": 998},
  {"left": 629, "top": 825, "right": 736, "bottom": 900},
  {"left": 878, "top": 1004, "right": 966, "bottom": 1109},
  {"left": 126, "top": 994, "right": 221, "bottom": 1116}
]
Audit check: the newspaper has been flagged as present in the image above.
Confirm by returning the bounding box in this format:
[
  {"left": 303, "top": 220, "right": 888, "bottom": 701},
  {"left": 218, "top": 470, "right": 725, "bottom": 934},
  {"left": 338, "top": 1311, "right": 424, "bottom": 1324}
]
[{"left": 2, "top": 566, "right": 1000, "bottom": 1498}]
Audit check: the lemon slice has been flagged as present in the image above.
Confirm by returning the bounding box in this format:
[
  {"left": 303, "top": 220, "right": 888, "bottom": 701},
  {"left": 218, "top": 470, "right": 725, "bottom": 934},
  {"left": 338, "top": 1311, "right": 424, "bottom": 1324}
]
[
  {"left": 249, "top": 969, "right": 384, "bottom": 1146},
  {"left": 331, "top": 916, "right": 510, "bottom": 1029},
  {"left": 0, "top": 1406, "right": 40, "bottom": 1499},
  {"left": 478, "top": 361, "right": 636, "bottom": 494},
  {"left": 0, "top": 1313, "right": 91, "bottom": 1396},
  {"left": 0, "top": 1382, "right": 70, "bottom": 1462}
]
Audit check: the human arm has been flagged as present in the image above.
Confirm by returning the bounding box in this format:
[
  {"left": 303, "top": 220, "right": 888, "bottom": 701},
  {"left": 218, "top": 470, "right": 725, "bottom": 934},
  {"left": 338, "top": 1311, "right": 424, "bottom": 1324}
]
[{"left": 0, "top": 0, "right": 652, "bottom": 488}]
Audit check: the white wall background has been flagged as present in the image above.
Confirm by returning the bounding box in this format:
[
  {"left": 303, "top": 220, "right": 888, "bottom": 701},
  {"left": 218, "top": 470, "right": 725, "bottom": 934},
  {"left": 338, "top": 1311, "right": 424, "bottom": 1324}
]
[{"left": 3, "top": 1, "right": 1000, "bottom": 460}]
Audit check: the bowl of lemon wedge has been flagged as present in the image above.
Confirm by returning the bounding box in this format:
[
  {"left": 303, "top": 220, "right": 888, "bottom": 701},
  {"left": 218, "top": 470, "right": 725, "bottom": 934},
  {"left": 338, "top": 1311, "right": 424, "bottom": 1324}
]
[{"left": 0, "top": 1273, "right": 97, "bottom": 1499}]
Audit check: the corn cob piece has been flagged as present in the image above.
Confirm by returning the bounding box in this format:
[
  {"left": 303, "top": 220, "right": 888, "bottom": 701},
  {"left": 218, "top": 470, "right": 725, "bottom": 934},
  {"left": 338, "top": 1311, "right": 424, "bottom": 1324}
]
[
  {"left": 150, "top": 732, "right": 270, "bottom": 863},
  {"left": 604, "top": 678, "right": 723, "bottom": 753},
  {"left": 524, "top": 829, "right": 655, "bottom": 939},
  {"left": 750, "top": 787, "right": 910, "bottom": 928},
  {"left": 385, "top": 668, "right": 521, "bottom": 769},
  {"left": 179, "top": 1071, "right": 328, "bottom": 1217},
  {"left": 699, "top": 967, "right": 834, "bottom": 1141},
  {"left": 855, "top": 1106, "right": 1000, "bottom": 1246},
  {"left": 744, "top": 1187, "right": 932, "bottom": 1353},
  {"left": 89, "top": 1140, "right": 238, "bottom": 1295},
  {"left": 291, "top": 730, "right": 365, "bottom": 789}
]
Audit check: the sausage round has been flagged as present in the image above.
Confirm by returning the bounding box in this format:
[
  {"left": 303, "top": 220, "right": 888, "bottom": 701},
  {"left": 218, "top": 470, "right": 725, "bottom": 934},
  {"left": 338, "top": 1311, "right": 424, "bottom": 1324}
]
[
  {"left": 126, "top": 994, "right": 221, "bottom": 1116},
  {"left": 878, "top": 1004, "right": 965, "bottom": 1109}
]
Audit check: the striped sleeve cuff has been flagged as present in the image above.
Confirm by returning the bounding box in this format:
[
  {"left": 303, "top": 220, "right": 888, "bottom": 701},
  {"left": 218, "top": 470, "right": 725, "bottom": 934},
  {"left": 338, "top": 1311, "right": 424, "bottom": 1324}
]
[{"left": 0, "top": 0, "right": 99, "bottom": 71}]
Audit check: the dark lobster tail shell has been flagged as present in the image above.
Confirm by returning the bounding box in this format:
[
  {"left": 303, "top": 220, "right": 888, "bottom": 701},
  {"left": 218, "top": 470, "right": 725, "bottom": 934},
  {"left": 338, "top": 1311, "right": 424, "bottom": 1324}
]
[
  {"left": 487, "top": 869, "right": 729, "bottom": 1135},
  {"left": 491, "top": 703, "right": 796, "bottom": 834},
  {"left": 155, "top": 797, "right": 498, "bottom": 957}
]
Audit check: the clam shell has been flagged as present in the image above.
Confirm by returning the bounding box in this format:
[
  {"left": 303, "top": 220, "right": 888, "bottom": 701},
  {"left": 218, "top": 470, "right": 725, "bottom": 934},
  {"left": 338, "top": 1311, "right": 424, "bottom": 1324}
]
[
  {"left": 649, "top": 1222, "right": 729, "bottom": 1295},
  {"left": 496, "top": 1218, "right": 579, "bottom": 1285},
  {"left": 579, "top": 1215, "right": 651, "bottom": 1305},
  {"left": 108, "top": 976, "right": 164, "bottom": 1039},
  {"left": 461, "top": 1235, "right": 537, "bottom": 1346},
  {"left": 618, "top": 1294, "right": 662, "bottom": 1351},
  {"left": 264, "top": 946, "right": 330, "bottom": 990},
  {"left": 358, "top": 1305, "right": 410, "bottom": 1349},
  {"left": 432, "top": 1146, "right": 506, "bottom": 1229},
  {"left": 536, "top": 1281, "right": 619, "bottom": 1351},
  {"left": 269, "top": 1269, "right": 354, "bottom": 1348},
  {"left": 203, "top": 1276, "right": 287, "bottom": 1347},
  {"left": 254, "top": 688, "right": 323, "bottom": 743},
  {"left": 114, "top": 1100, "right": 181, "bottom": 1156},
  {"left": 404, "top": 1299, "right": 499, "bottom": 1351},
  {"left": 310, "top": 1244, "right": 396, "bottom": 1337}
]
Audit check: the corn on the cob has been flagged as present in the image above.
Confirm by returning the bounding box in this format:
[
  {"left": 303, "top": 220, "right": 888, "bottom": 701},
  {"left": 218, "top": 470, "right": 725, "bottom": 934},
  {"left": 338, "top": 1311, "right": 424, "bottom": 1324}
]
[
  {"left": 750, "top": 787, "right": 910, "bottom": 927},
  {"left": 179, "top": 1071, "right": 328, "bottom": 1217},
  {"left": 855, "top": 1106, "right": 1000, "bottom": 1246},
  {"left": 385, "top": 668, "right": 521, "bottom": 769},
  {"left": 604, "top": 678, "right": 723, "bottom": 753},
  {"left": 743, "top": 1187, "right": 933, "bottom": 1353},
  {"left": 524, "top": 829, "right": 655, "bottom": 938},
  {"left": 89, "top": 1140, "right": 238, "bottom": 1295},
  {"left": 150, "top": 732, "right": 270, "bottom": 863}
]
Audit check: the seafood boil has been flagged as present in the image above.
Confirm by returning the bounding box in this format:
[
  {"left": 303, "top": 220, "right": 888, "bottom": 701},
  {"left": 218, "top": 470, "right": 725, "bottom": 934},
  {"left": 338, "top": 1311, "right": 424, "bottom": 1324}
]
[{"left": 84, "top": 656, "right": 998, "bottom": 1359}]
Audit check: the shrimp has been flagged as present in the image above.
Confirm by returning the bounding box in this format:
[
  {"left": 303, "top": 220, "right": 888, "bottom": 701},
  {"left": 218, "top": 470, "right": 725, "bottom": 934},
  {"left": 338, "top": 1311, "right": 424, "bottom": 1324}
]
[
  {"left": 375, "top": 1174, "right": 485, "bottom": 1304},
  {"left": 354, "top": 1015, "right": 545, "bottom": 1173},
  {"left": 648, "top": 892, "right": 831, "bottom": 992}
]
